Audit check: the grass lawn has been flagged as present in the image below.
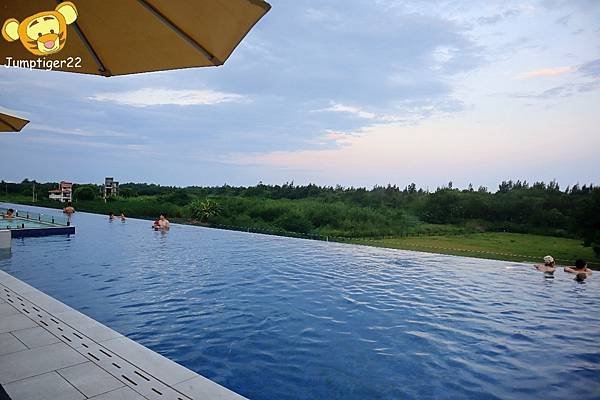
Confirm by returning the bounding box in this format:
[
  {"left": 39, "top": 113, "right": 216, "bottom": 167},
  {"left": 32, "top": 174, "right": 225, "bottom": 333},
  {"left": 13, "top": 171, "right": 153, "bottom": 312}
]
[{"left": 349, "top": 232, "right": 600, "bottom": 268}]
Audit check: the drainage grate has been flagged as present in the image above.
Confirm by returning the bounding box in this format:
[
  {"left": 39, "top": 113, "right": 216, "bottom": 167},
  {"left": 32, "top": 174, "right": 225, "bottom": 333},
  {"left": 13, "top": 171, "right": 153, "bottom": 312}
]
[{"left": 0, "top": 284, "right": 192, "bottom": 400}]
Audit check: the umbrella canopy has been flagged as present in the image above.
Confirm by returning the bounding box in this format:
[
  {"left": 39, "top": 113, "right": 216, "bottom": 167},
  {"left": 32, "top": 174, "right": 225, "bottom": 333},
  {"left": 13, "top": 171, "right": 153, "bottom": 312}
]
[
  {"left": 1, "top": 0, "right": 270, "bottom": 76},
  {"left": 0, "top": 112, "right": 29, "bottom": 133}
]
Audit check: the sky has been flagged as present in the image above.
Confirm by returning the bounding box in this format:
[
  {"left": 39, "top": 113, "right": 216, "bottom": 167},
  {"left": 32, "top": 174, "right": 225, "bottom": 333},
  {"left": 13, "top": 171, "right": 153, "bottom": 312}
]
[{"left": 1, "top": 0, "right": 599, "bottom": 191}]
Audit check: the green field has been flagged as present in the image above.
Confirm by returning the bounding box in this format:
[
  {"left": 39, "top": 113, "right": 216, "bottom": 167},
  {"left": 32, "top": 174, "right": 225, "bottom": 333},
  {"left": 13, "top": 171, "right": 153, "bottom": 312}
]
[{"left": 349, "top": 232, "right": 600, "bottom": 267}]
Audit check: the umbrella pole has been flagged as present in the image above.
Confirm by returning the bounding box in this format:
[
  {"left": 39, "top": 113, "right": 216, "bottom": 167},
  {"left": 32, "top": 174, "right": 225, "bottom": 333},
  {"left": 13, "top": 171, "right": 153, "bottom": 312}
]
[{"left": 54, "top": 0, "right": 112, "bottom": 76}]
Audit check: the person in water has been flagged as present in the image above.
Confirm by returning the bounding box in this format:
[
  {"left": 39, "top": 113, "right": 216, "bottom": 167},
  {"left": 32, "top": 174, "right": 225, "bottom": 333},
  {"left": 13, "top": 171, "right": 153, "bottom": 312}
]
[
  {"left": 152, "top": 219, "right": 160, "bottom": 230},
  {"left": 108, "top": 212, "right": 115, "bottom": 221},
  {"left": 158, "top": 213, "right": 170, "bottom": 230},
  {"left": 63, "top": 203, "right": 75, "bottom": 216},
  {"left": 564, "top": 259, "right": 592, "bottom": 279},
  {"left": 534, "top": 255, "right": 556, "bottom": 273},
  {"left": 3, "top": 209, "right": 14, "bottom": 219},
  {"left": 120, "top": 212, "right": 126, "bottom": 222}
]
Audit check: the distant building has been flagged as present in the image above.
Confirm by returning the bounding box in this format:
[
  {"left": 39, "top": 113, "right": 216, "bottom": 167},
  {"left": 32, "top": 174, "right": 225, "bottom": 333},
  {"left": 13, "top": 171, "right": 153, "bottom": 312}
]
[
  {"left": 103, "top": 177, "right": 119, "bottom": 200},
  {"left": 48, "top": 181, "right": 73, "bottom": 203}
]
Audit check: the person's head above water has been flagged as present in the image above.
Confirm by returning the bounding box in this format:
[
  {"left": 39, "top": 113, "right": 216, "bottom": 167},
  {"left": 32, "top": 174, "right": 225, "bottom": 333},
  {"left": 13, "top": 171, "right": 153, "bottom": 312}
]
[
  {"left": 575, "top": 259, "right": 587, "bottom": 270},
  {"left": 543, "top": 255, "right": 555, "bottom": 266}
]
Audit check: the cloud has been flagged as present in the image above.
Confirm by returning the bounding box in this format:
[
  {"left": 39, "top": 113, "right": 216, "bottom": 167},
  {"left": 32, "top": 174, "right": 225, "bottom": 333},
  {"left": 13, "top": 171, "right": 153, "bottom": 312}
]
[
  {"left": 578, "top": 58, "right": 600, "bottom": 78},
  {"left": 0, "top": 106, "right": 29, "bottom": 118},
  {"left": 555, "top": 14, "right": 571, "bottom": 26},
  {"left": 314, "top": 103, "right": 403, "bottom": 122},
  {"left": 518, "top": 66, "right": 576, "bottom": 79},
  {"left": 89, "top": 88, "right": 244, "bottom": 107},
  {"left": 27, "top": 124, "right": 145, "bottom": 139}
]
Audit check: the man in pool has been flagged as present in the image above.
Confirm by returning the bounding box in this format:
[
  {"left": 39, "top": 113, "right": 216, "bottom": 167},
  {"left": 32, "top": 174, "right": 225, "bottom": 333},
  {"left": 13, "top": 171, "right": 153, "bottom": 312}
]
[
  {"left": 564, "top": 259, "right": 592, "bottom": 279},
  {"left": 158, "top": 214, "right": 170, "bottom": 230},
  {"left": 534, "top": 255, "right": 556, "bottom": 273},
  {"left": 63, "top": 203, "right": 75, "bottom": 215},
  {"left": 3, "top": 209, "right": 14, "bottom": 219}
]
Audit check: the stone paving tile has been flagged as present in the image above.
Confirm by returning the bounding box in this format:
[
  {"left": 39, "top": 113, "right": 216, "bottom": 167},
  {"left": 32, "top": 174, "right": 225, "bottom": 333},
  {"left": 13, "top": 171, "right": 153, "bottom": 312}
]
[
  {"left": 0, "top": 314, "right": 37, "bottom": 334},
  {"left": 0, "top": 342, "right": 86, "bottom": 384},
  {"left": 54, "top": 309, "right": 123, "bottom": 343},
  {"left": 18, "top": 288, "right": 74, "bottom": 314},
  {"left": 0, "top": 333, "right": 27, "bottom": 356},
  {"left": 4, "top": 371, "right": 85, "bottom": 400},
  {"left": 175, "top": 375, "right": 247, "bottom": 400},
  {"left": 58, "top": 361, "right": 125, "bottom": 398},
  {"left": 88, "top": 386, "right": 147, "bottom": 400},
  {"left": 11, "top": 326, "right": 61, "bottom": 349},
  {"left": 101, "top": 336, "right": 197, "bottom": 386},
  {"left": 0, "top": 303, "right": 19, "bottom": 317},
  {"left": 0, "top": 272, "right": 37, "bottom": 294}
]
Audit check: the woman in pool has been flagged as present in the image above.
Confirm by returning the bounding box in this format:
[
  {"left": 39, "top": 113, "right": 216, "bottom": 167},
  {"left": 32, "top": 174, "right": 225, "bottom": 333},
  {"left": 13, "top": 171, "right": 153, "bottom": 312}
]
[
  {"left": 3, "top": 209, "right": 14, "bottom": 219},
  {"left": 120, "top": 212, "right": 126, "bottom": 222},
  {"left": 534, "top": 255, "right": 556, "bottom": 273}
]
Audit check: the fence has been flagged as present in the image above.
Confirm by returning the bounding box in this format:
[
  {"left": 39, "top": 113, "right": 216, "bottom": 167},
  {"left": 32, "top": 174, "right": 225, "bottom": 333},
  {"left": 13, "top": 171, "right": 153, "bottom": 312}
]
[{"left": 0, "top": 207, "right": 70, "bottom": 226}]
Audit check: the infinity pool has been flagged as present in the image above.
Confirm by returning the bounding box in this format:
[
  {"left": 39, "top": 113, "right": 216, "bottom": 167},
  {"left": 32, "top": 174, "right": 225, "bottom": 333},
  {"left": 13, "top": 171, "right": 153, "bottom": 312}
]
[
  {"left": 1, "top": 203, "right": 599, "bottom": 400},
  {"left": 0, "top": 217, "right": 51, "bottom": 229}
]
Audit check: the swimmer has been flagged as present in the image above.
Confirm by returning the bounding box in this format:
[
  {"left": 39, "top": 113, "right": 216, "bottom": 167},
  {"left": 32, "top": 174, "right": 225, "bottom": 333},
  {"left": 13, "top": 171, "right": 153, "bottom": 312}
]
[
  {"left": 63, "top": 203, "right": 75, "bottom": 215},
  {"left": 534, "top": 255, "right": 556, "bottom": 273},
  {"left": 564, "top": 259, "right": 592, "bottom": 279},
  {"left": 108, "top": 212, "right": 115, "bottom": 221},
  {"left": 159, "top": 214, "right": 170, "bottom": 230},
  {"left": 3, "top": 208, "right": 14, "bottom": 219},
  {"left": 120, "top": 212, "right": 126, "bottom": 222}
]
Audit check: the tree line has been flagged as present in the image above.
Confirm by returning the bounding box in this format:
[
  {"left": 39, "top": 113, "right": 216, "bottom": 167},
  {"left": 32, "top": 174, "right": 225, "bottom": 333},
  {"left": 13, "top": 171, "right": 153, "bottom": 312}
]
[{"left": 2, "top": 179, "right": 598, "bottom": 256}]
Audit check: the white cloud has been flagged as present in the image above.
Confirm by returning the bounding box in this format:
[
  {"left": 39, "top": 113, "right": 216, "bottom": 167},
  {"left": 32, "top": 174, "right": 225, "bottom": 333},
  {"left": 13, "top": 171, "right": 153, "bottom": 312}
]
[
  {"left": 89, "top": 88, "right": 244, "bottom": 107},
  {"left": 0, "top": 106, "right": 29, "bottom": 118},
  {"left": 27, "top": 124, "right": 144, "bottom": 139},
  {"left": 314, "top": 103, "right": 403, "bottom": 122},
  {"left": 518, "top": 66, "right": 576, "bottom": 79}
]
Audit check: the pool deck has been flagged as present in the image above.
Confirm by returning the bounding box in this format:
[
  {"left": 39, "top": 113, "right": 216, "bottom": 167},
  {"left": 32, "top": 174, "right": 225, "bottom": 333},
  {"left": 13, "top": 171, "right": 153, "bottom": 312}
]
[{"left": 0, "top": 270, "right": 246, "bottom": 400}]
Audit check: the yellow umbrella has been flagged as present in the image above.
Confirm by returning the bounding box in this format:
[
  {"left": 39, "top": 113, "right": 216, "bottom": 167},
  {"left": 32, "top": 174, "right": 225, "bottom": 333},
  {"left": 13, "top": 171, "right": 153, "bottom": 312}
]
[
  {"left": 1, "top": 0, "right": 270, "bottom": 77},
  {"left": 0, "top": 112, "right": 29, "bottom": 133}
]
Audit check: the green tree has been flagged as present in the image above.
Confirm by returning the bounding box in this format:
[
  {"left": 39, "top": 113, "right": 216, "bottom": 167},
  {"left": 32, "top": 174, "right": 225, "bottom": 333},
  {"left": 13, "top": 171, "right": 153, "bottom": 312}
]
[
  {"left": 190, "top": 199, "right": 221, "bottom": 222},
  {"left": 74, "top": 186, "right": 96, "bottom": 201}
]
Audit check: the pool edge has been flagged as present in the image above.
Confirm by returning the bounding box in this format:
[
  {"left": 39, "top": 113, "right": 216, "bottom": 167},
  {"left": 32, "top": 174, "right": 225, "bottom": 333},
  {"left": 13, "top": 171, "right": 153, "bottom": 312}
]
[{"left": 0, "top": 269, "right": 247, "bottom": 400}]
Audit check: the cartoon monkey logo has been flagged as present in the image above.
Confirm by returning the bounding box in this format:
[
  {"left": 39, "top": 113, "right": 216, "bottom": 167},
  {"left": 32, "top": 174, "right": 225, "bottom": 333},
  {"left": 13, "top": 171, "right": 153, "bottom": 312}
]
[{"left": 2, "top": 2, "right": 78, "bottom": 56}]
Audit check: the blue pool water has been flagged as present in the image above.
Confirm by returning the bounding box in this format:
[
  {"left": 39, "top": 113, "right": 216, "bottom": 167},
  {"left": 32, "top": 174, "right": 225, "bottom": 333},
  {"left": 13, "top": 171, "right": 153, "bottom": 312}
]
[
  {"left": 1, "top": 203, "right": 599, "bottom": 400},
  {"left": 0, "top": 217, "right": 55, "bottom": 229}
]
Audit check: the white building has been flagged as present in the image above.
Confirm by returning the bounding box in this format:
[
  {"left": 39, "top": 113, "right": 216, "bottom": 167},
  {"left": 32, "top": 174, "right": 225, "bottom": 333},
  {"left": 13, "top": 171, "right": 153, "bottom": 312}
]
[
  {"left": 103, "top": 177, "right": 119, "bottom": 200},
  {"left": 48, "top": 181, "right": 73, "bottom": 203}
]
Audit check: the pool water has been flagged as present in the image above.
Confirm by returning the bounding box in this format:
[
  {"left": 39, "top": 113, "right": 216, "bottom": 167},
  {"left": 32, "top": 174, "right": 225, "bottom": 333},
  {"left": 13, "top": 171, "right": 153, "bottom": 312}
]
[
  {"left": 0, "top": 217, "right": 55, "bottom": 229},
  {"left": 1, "top": 204, "right": 599, "bottom": 400}
]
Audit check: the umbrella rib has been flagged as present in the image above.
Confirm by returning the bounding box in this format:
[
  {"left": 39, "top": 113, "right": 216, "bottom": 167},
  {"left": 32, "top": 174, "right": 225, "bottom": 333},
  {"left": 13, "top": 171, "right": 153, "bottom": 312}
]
[
  {"left": 55, "top": 1, "right": 112, "bottom": 77},
  {"left": 136, "top": 0, "right": 223, "bottom": 66},
  {"left": 0, "top": 118, "right": 19, "bottom": 132}
]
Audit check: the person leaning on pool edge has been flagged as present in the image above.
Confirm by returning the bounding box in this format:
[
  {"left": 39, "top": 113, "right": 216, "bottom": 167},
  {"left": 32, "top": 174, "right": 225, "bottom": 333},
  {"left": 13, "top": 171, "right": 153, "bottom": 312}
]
[
  {"left": 534, "top": 255, "right": 556, "bottom": 273},
  {"left": 564, "top": 259, "right": 592, "bottom": 280}
]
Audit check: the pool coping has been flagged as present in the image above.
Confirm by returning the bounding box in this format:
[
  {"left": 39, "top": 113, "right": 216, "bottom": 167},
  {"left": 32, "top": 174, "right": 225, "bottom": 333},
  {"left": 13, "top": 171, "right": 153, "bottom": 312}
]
[{"left": 0, "top": 270, "right": 247, "bottom": 400}]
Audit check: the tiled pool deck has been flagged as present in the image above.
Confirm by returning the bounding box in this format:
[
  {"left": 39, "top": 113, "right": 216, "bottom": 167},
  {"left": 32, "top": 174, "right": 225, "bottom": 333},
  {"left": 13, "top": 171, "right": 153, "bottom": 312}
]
[{"left": 0, "top": 270, "right": 246, "bottom": 400}]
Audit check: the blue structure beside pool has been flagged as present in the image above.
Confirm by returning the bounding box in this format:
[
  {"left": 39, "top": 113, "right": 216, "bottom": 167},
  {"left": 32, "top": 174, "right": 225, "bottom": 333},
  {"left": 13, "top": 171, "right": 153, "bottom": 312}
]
[{"left": 0, "top": 207, "right": 75, "bottom": 238}]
